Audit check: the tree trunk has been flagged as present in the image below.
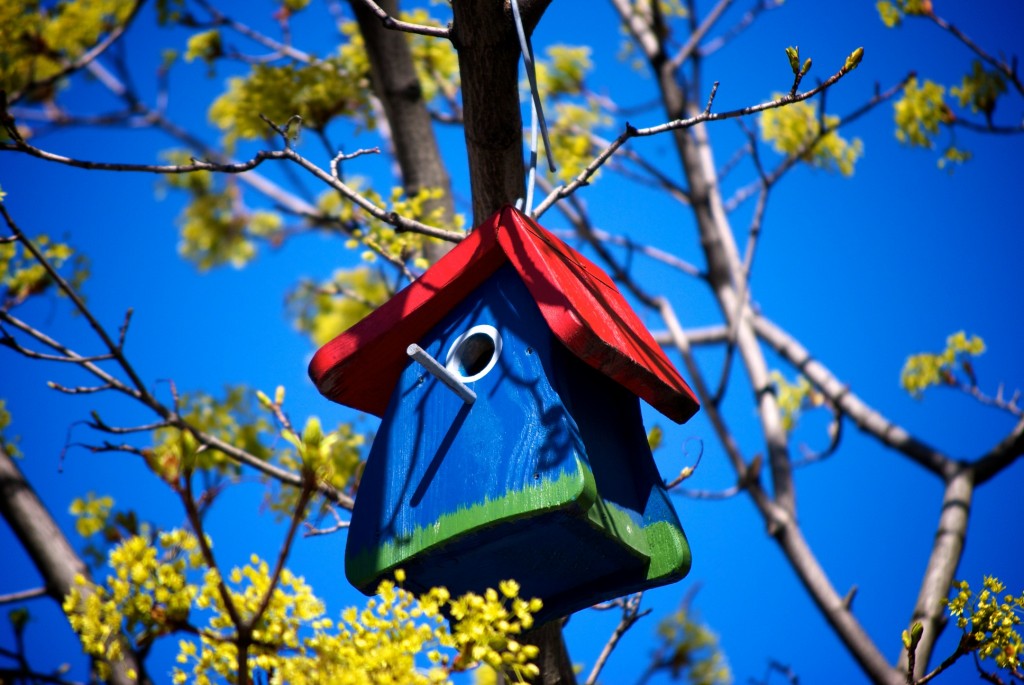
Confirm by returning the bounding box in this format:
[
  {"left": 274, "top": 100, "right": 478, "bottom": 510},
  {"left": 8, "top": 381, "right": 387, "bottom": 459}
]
[
  {"left": 451, "top": 0, "right": 533, "bottom": 225},
  {"left": 0, "top": 448, "right": 146, "bottom": 685}
]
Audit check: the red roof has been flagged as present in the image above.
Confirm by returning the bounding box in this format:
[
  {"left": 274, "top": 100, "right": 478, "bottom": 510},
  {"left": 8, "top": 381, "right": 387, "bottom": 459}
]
[{"left": 309, "top": 207, "right": 699, "bottom": 424}]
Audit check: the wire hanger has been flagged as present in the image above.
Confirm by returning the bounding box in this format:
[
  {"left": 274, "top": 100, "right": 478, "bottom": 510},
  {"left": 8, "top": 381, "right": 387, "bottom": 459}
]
[{"left": 510, "top": 0, "right": 556, "bottom": 216}]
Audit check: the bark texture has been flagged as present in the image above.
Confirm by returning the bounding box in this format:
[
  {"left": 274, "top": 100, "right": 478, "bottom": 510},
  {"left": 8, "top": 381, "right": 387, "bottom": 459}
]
[{"left": 450, "top": 0, "right": 537, "bottom": 224}]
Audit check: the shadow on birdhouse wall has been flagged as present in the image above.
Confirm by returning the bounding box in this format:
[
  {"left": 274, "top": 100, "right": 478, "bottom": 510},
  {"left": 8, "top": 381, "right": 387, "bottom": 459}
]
[{"left": 310, "top": 207, "right": 700, "bottom": 622}]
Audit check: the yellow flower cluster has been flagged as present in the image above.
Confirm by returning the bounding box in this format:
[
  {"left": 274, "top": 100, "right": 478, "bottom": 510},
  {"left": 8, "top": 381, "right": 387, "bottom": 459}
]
[
  {"left": 174, "top": 557, "right": 326, "bottom": 683},
  {"left": 208, "top": 49, "right": 372, "bottom": 144},
  {"left": 0, "top": 398, "right": 19, "bottom": 458},
  {"left": 948, "top": 577, "right": 1024, "bottom": 672},
  {"left": 770, "top": 371, "right": 821, "bottom": 434},
  {"left": 535, "top": 46, "right": 593, "bottom": 98},
  {"left": 147, "top": 386, "right": 274, "bottom": 483},
  {"left": 654, "top": 605, "right": 732, "bottom": 685},
  {"left": 69, "top": 492, "right": 115, "bottom": 538},
  {"left": 894, "top": 77, "right": 950, "bottom": 148},
  {"left": 289, "top": 266, "right": 389, "bottom": 347},
  {"left": 260, "top": 410, "right": 364, "bottom": 518},
  {"left": 528, "top": 44, "right": 612, "bottom": 184},
  {"left": 0, "top": 0, "right": 133, "bottom": 99},
  {"left": 178, "top": 568, "right": 541, "bottom": 685},
  {"left": 759, "top": 97, "right": 863, "bottom": 176},
  {"left": 876, "top": 0, "right": 931, "bottom": 29},
  {"left": 403, "top": 9, "right": 461, "bottom": 103},
  {"left": 950, "top": 60, "right": 1007, "bottom": 117},
  {"left": 65, "top": 529, "right": 541, "bottom": 685},
  {"left": 184, "top": 29, "right": 223, "bottom": 66},
  {"left": 63, "top": 531, "right": 203, "bottom": 679},
  {"left": 900, "top": 331, "right": 985, "bottom": 397},
  {"left": 448, "top": 580, "right": 543, "bottom": 682},
  {"left": 546, "top": 102, "right": 610, "bottom": 184},
  {"left": 158, "top": 150, "right": 283, "bottom": 271},
  {"left": 268, "top": 574, "right": 452, "bottom": 685},
  {"left": 1, "top": 233, "right": 89, "bottom": 305}
]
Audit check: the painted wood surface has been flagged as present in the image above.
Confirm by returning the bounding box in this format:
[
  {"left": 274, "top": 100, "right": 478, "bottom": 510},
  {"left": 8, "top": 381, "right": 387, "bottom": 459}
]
[
  {"left": 309, "top": 206, "right": 699, "bottom": 424},
  {"left": 344, "top": 265, "right": 691, "bottom": 621}
]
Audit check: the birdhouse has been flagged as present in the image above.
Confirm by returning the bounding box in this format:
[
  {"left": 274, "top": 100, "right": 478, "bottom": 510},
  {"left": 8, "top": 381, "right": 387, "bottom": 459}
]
[{"left": 309, "top": 206, "right": 700, "bottom": 621}]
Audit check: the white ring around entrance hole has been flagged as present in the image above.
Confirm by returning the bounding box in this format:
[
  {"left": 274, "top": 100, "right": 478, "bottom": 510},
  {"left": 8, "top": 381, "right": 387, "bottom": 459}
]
[{"left": 445, "top": 325, "right": 502, "bottom": 383}]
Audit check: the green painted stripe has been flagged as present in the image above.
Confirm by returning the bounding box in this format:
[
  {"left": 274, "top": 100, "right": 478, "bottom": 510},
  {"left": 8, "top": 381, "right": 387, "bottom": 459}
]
[
  {"left": 642, "top": 519, "right": 691, "bottom": 581},
  {"left": 346, "top": 457, "right": 690, "bottom": 591},
  {"left": 347, "top": 458, "right": 595, "bottom": 587}
]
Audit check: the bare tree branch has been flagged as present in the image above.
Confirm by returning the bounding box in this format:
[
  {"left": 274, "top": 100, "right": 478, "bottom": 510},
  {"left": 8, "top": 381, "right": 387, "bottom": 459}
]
[
  {"left": 0, "top": 206, "right": 355, "bottom": 511},
  {"left": 700, "top": 0, "right": 784, "bottom": 57},
  {"left": 974, "top": 415, "right": 1024, "bottom": 486},
  {"left": 753, "top": 314, "right": 955, "bottom": 478},
  {"left": 0, "top": 133, "right": 464, "bottom": 244},
  {"left": 350, "top": 0, "right": 459, "bottom": 262},
  {"left": 900, "top": 467, "right": 974, "bottom": 679}
]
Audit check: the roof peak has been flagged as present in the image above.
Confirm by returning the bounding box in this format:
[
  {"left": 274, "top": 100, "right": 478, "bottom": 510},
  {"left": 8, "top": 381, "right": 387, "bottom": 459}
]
[{"left": 309, "top": 206, "right": 699, "bottom": 423}]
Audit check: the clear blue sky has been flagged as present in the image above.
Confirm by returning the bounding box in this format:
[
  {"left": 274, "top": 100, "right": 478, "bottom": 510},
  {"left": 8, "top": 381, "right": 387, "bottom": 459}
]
[{"left": 2, "top": 1, "right": 1023, "bottom": 683}]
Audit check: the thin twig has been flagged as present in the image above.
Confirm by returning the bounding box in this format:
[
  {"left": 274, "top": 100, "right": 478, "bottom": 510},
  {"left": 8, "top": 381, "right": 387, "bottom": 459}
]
[
  {"left": 668, "top": 0, "right": 736, "bottom": 72},
  {"left": 0, "top": 587, "right": 48, "bottom": 605},
  {"left": 663, "top": 438, "right": 704, "bottom": 490},
  {"left": 1, "top": 205, "right": 150, "bottom": 397},
  {"left": 303, "top": 505, "right": 350, "bottom": 537},
  {"left": 794, "top": 400, "right": 843, "bottom": 467},
  {"left": 711, "top": 121, "right": 770, "bottom": 406},
  {"left": 192, "top": 0, "right": 316, "bottom": 64},
  {"left": 179, "top": 472, "right": 247, "bottom": 656},
  {"left": 753, "top": 313, "right": 955, "bottom": 479},
  {"left": 582, "top": 130, "right": 692, "bottom": 205},
  {"left": 700, "top": 0, "right": 784, "bottom": 57},
  {"left": 584, "top": 594, "right": 650, "bottom": 685},
  {"left": 86, "top": 418, "right": 173, "bottom": 435},
  {"left": 927, "top": 11, "right": 1024, "bottom": 97},
  {"left": 547, "top": 223, "right": 704, "bottom": 280},
  {"left": 350, "top": 0, "right": 451, "bottom": 38},
  {"left": 47, "top": 381, "right": 116, "bottom": 395},
  {"left": 0, "top": 335, "right": 115, "bottom": 364},
  {"left": 535, "top": 59, "right": 865, "bottom": 217}
]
